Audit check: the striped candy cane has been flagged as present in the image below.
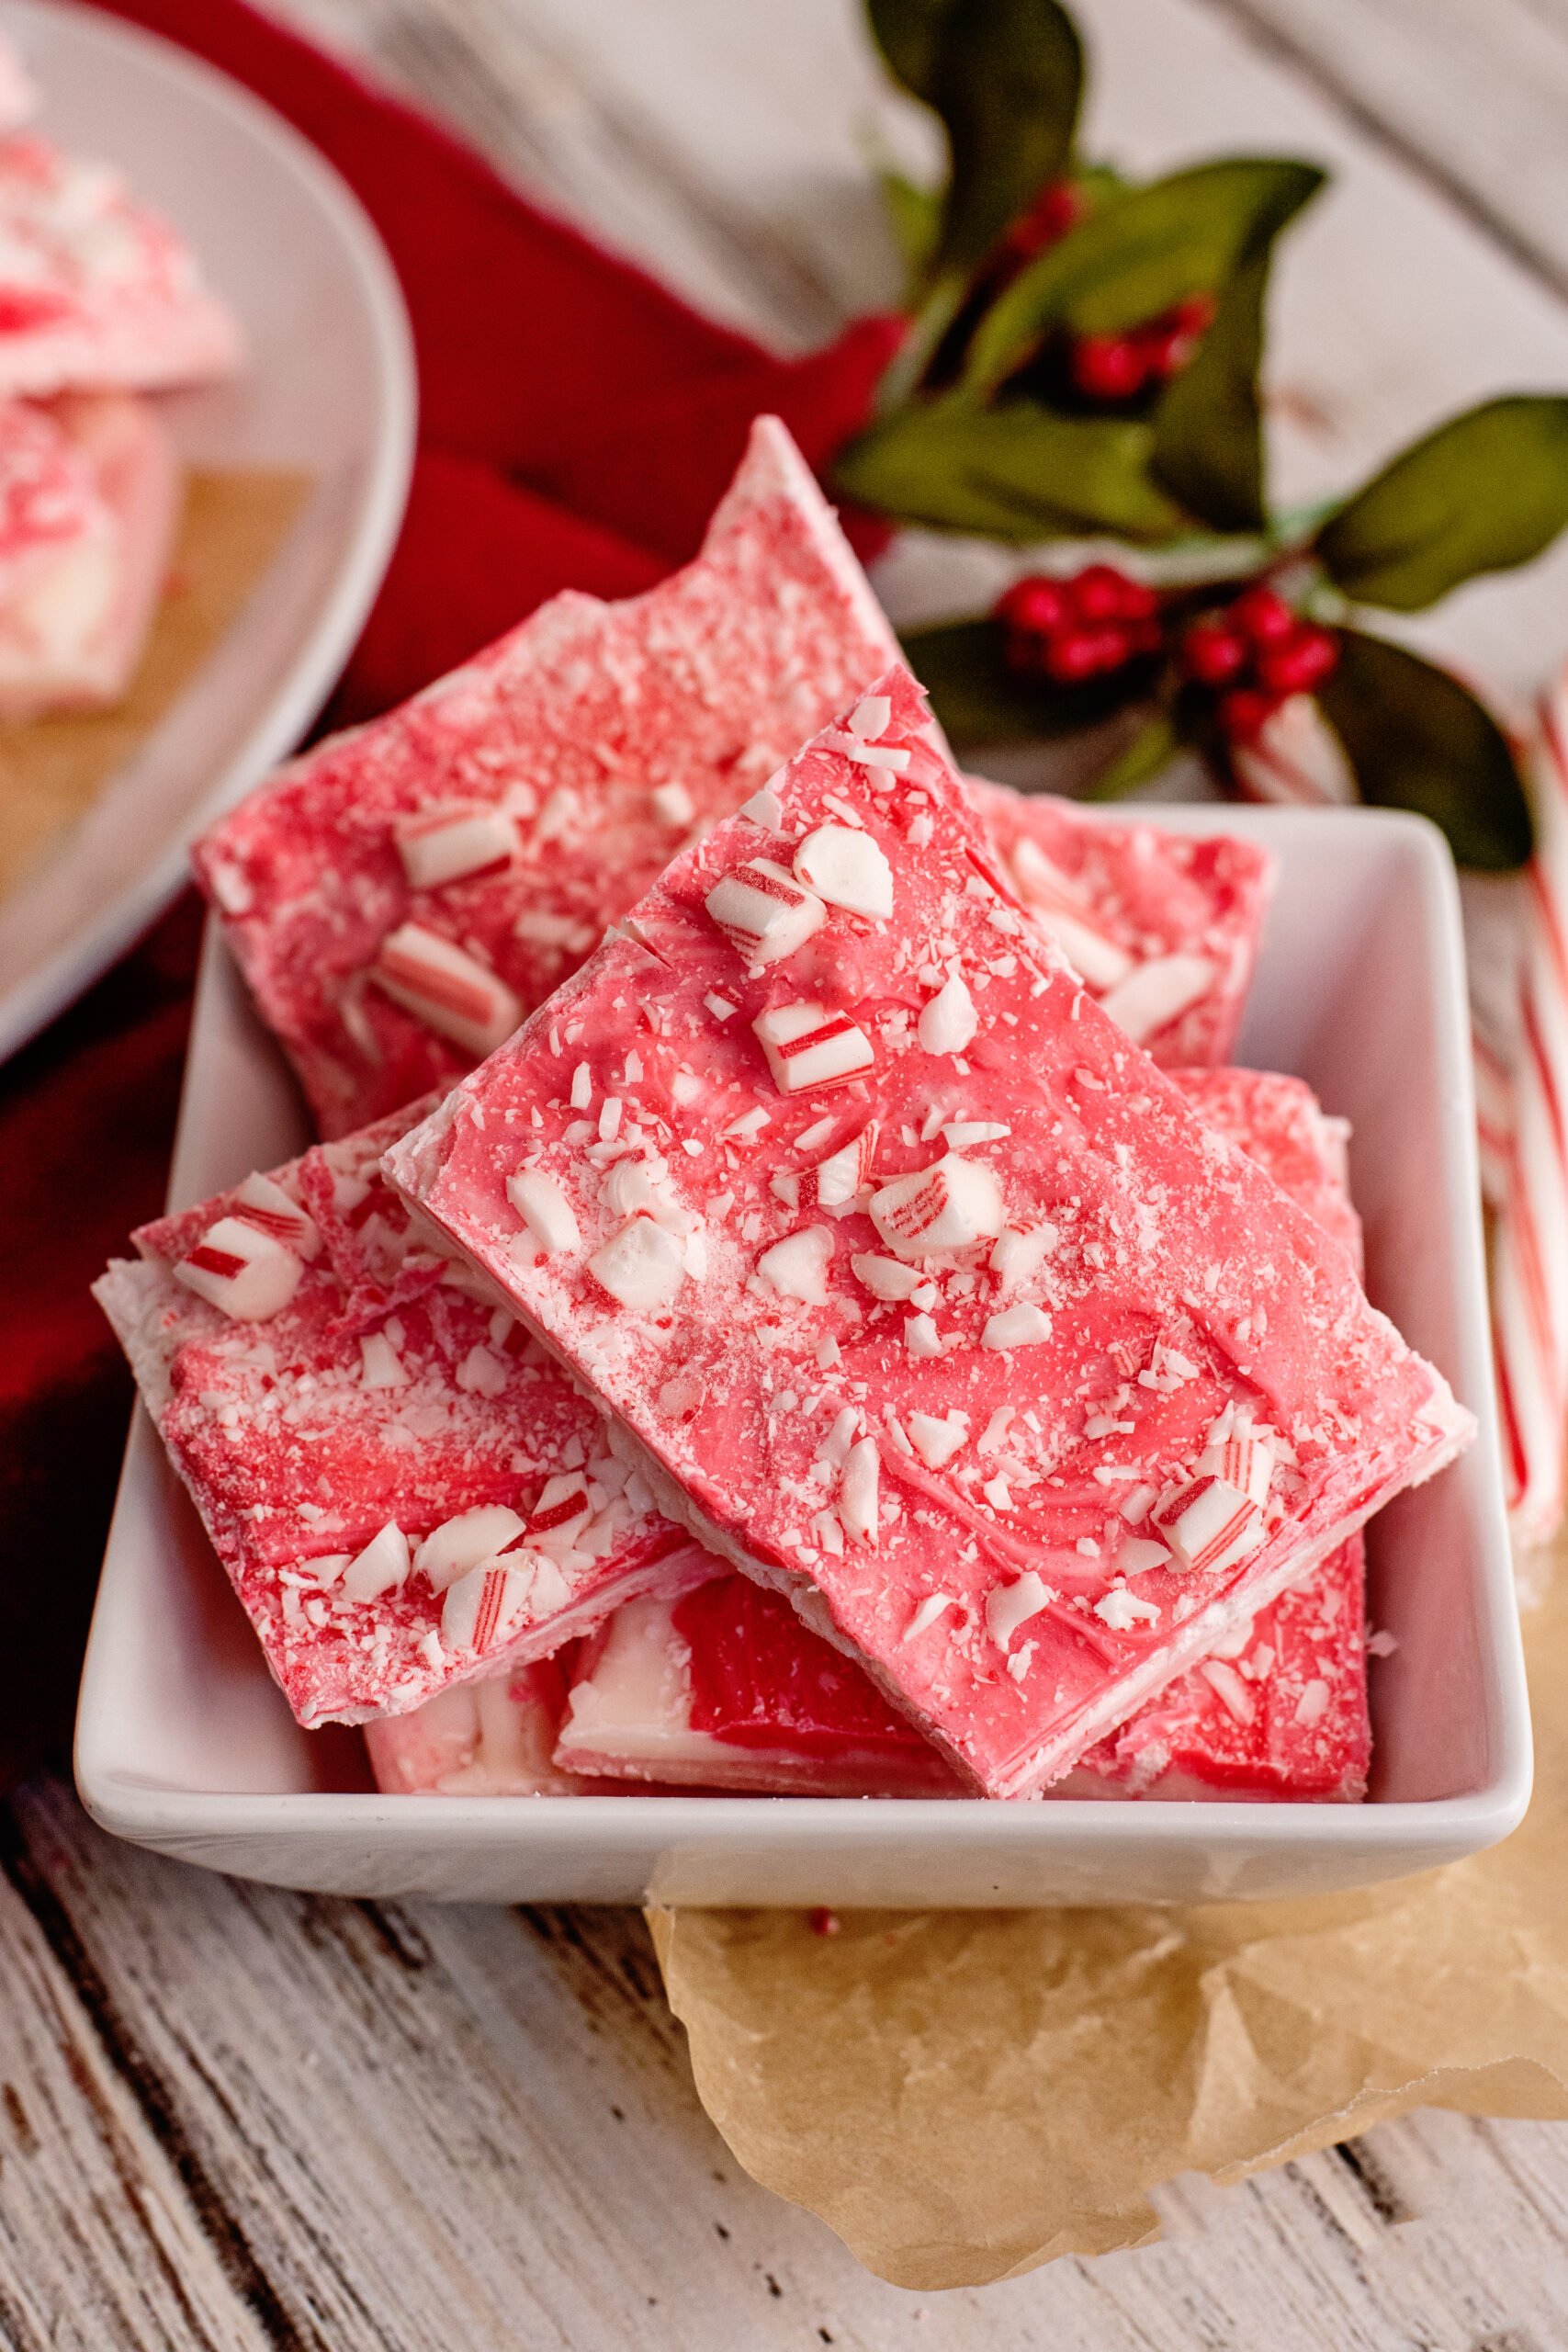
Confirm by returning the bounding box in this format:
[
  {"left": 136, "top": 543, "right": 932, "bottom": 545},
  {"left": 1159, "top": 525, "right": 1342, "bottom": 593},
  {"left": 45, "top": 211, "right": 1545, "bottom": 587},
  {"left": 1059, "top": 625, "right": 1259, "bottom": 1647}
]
[{"left": 1491, "top": 682, "right": 1568, "bottom": 1560}]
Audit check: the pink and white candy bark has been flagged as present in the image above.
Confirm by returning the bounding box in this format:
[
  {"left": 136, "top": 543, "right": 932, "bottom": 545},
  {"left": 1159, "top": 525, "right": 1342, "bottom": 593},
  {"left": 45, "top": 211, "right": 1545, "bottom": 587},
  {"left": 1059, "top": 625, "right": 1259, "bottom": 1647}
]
[
  {"left": 0, "top": 391, "right": 179, "bottom": 717},
  {"left": 0, "top": 138, "right": 242, "bottom": 398},
  {"left": 93, "top": 1107, "right": 692, "bottom": 1728},
  {"left": 974, "top": 781, "right": 1274, "bottom": 1069},
  {"left": 386, "top": 665, "right": 1471, "bottom": 1799},
  {"left": 192, "top": 415, "right": 902, "bottom": 1136}
]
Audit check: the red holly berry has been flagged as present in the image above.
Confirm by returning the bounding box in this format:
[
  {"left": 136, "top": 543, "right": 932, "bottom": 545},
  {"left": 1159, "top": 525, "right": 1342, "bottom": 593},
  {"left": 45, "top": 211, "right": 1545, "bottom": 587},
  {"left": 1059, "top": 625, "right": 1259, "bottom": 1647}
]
[
  {"left": 1046, "top": 627, "right": 1121, "bottom": 682},
  {"left": 1230, "top": 584, "right": 1298, "bottom": 646},
  {"left": 1256, "top": 626, "right": 1339, "bottom": 696},
  {"left": 1008, "top": 180, "right": 1083, "bottom": 260},
  {"left": 1071, "top": 334, "right": 1149, "bottom": 401},
  {"left": 1066, "top": 564, "right": 1127, "bottom": 624},
  {"left": 1173, "top": 292, "right": 1218, "bottom": 337},
  {"left": 996, "top": 575, "right": 1070, "bottom": 636},
  {"left": 1182, "top": 618, "right": 1249, "bottom": 685},
  {"left": 1217, "top": 687, "right": 1279, "bottom": 742}
]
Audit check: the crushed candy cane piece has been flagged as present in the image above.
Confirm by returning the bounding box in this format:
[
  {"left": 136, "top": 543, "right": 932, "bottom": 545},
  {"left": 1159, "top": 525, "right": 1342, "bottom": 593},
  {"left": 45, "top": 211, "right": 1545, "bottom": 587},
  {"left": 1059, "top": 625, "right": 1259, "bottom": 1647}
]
[
  {"left": 793, "top": 823, "right": 893, "bottom": 919},
  {"left": 371, "top": 923, "right": 521, "bottom": 1057}
]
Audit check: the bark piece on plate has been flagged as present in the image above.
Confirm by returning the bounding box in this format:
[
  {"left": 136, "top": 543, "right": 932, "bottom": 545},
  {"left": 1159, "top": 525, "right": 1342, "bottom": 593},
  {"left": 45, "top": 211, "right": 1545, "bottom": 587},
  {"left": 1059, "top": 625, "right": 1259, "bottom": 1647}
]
[
  {"left": 0, "top": 136, "right": 242, "bottom": 397},
  {"left": 386, "top": 663, "right": 1472, "bottom": 1799},
  {"left": 0, "top": 391, "right": 180, "bottom": 716},
  {"left": 558, "top": 1560, "right": 961, "bottom": 1796},
  {"left": 93, "top": 1105, "right": 693, "bottom": 1728},
  {"left": 973, "top": 780, "right": 1273, "bottom": 1069},
  {"left": 192, "top": 413, "right": 900, "bottom": 1136},
  {"left": 363, "top": 1657, "right": 581, "bottom": 1795}
]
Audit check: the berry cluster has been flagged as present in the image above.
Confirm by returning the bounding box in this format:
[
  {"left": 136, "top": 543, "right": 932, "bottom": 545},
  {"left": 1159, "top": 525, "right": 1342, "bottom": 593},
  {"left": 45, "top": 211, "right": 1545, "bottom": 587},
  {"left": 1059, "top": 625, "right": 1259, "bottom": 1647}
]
[
  {"left": 1000, "top": 179, "right": 1085, "bottom": 265},
  {"left": 996, "top": 563, "right": 1163, "bottom": 684},
  {"left": 1070, "top": 294, "right": 1216, "bottom": 403},
  {"left": 1180, "top": 585, "right": 1338, "bottom": 741}
]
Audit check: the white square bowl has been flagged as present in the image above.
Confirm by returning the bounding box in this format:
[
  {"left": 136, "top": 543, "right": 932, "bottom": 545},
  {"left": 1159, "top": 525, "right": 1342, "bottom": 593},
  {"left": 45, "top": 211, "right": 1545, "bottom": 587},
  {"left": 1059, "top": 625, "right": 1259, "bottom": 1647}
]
[{"left": 74, "top": 805, "right": 1531, "bottom": 1906}]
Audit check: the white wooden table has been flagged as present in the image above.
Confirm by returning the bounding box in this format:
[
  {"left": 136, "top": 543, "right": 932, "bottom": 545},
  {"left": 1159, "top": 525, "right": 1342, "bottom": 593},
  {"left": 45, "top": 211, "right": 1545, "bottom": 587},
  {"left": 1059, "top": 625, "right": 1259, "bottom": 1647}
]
[{"left": 14, "top": 1, "right": 1568, "bottom": 2341}]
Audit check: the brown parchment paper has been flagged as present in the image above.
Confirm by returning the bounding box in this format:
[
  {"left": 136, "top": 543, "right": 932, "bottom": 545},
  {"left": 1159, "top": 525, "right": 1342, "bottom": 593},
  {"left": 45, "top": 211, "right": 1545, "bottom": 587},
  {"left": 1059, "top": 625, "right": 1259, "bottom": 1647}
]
[
  {"left": 0, "top": 468, "right": 311, "bottom": 899},
  {"left": 650, "top": 1558, "right": 1568, "bottom": 2290}
]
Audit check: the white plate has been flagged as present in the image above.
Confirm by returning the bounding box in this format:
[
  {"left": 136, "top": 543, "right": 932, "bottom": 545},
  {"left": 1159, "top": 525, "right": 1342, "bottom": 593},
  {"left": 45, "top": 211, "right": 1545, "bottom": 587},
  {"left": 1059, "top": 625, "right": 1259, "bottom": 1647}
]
[
  {"left": 75, "top": 805, "right": 1532, "bottom": 1906},
  {"left": 0, "top": 0, "right": 414, "bottom": 1060}
]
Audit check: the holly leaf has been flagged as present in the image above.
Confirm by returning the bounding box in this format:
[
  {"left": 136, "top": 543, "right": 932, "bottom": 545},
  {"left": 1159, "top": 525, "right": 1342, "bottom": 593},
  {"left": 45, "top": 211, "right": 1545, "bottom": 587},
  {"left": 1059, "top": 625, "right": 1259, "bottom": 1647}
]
[
  {"left": 962, "top": 157, "right": 1323, "bottom": 400},
  {"left": 1083, "top": 708, "right": 1180, "bottom": 797},
  {"left": 899, "top": 618, "right": 1154, "bottom": 746},
  {"left": 1315, "top": 396, "right": 1568, "bottom": 611},
  {"left": 1316, "top": 628, "right": 1533, "bottom": 870},
  {"left": 880, "top": 167, "right": 942, "bottom": 280},
  {"left": 1149, "top": 248, "right": 1270, "bottom": 532},
  {"left": 866, "top": 0, "right": 1083, "bottom": 282},
  {"left": 834, "top": 397, "right": 1190, "bottom": 541}
]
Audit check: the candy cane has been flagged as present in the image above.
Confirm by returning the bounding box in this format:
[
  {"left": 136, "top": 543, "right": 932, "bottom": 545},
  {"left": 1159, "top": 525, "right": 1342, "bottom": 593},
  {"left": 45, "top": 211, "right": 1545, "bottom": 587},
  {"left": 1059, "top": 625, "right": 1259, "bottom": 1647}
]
[{"left": 1490, "top": 681, "right": 1568, "bottom": 1560}]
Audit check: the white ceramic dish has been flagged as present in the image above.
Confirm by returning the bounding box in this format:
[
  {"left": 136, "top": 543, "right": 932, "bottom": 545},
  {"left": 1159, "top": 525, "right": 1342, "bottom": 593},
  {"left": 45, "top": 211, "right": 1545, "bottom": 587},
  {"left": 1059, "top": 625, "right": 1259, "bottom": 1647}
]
[
  {"left": 0, "top": 0, "right": 415, "bottom": 1062},
  {"left": 75, "top": 806, "right": 1531, "bottom": 1906}
]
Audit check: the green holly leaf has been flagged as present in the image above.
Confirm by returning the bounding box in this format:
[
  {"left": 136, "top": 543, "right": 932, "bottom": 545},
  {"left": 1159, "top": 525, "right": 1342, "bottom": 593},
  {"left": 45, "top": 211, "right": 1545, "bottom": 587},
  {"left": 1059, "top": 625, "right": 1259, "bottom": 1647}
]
[
  {"left": 1317, "top": 628, "right": 1533, "bottom": 870},
  {"left": 1082, "top": 708, "right": 1181, "bottom": 797},
  {"left": 880, "top": 167, "right": 942, "bottom": 281},
  {"left": 835, "top": 397, "right": 1190, "bottom": 541},
  {"left": 1315, "top": 396, "right": 1568, "bottom": 611},
  {"left": 961, "top": 157, "right": 1324, "bottom": 401},
  {"left": 866, "top": 0, "right": 1084, "bottom": 282},
  {"left": 1149, "top": 248, "right": 1270, "bottom": 532},
  {"left": 899, "top": 617, "right": 1155, "bottom": 746}
]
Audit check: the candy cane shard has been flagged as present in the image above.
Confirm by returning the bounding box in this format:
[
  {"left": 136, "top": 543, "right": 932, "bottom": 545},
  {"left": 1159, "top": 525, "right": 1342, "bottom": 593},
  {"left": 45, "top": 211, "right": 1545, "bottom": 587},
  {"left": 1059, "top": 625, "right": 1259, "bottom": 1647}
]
[
  {"left": 173, "top": 1217, "right": 303, "bottom": 1321},
  {"left": 396, "top": 807, "right": 519, "bottom": 890},
  {"left": 705, "top": 859, "right": 827, "bottom": 965},
  {"left": 370, "top": 922, "right": 522, "bottom": 1057},
  {"left": 388, "top": 666, "right": 1466, "bottom": 1799}
]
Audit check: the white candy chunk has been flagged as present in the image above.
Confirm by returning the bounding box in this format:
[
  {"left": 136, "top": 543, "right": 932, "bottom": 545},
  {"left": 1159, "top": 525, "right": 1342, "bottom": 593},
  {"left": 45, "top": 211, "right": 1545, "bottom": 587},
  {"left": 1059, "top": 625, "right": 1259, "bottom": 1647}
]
[
  {"left": 413, "top": 1505, "right": 526, "bottom": 1594},
  {"left": 738, "top": 785, "right": 784, "bottom": 830},
  {"left": 232, "top": 1172, "right": 321, "bottom": 1261},
  {"left": 1099, "top": 953, "right": 1216, "bottom": 1044},
  {"left": 650, "top": 781, "right": 694, "bottom": 826},
  {"left": 904, "top": 1313, "right": 942, "bottom": 1356},
  {"left": 441, "top": 1560, "right": 533, "bottom": 1653},
  {"left": 814, "top": 1123, "right": 874, "bottom": 1208},
  {"left": 1196, "top": 1416, "right": 1275, "bottom": 1507},
  {"left": 507, "top": 1167, "right": 581, "bottom": 1254},
  {"left": 1152, "top": 1476, "right": 1263, "bottom": 1576},
  {"left": 395, "top": 806, "right": 519, "bottom": 890},
  {"left": 1031, "top": 907, "right": 1134, "bottom": 992},
  {"left": 371, "top": 922, "right": 522, "bottom": 1056},
  {"left": 1201, "top": 1658, "right": 1256, "bottom": 1723},
  {"left": 848, "top": 693, "right": 892, "bottom": 741},
  {"left": 589, "top": 1216, "right": 686, "bottom": 1311},
  {"left": 821, "top": 729, "right": 911, "bottom": 774},
  {"left": 1095, "top": 1585, "right": 1161, "bottom": 1631},
  {"left": 942, "top": 1121, "right": 1010, "bottom": 1149},
  {"left": 871, "top": 1153, "right": 1004, "bottom": 1260},
  {"left": 918, "top": 973, "right": 978, "bottom": 1057},
  {"left": 851, "top": 1251, "right": 924, "bottom": 1301},
  {"left": 753, "top": 1001, "right": 874, "bottom": 1094},
  {"left": 757, "top": 1225, "right": 834, "bottom": 1304},
  {"left": 358, "top": 1330, "right": 409, "bottom": 1389},
  {"left": 838, "top": 1436, "right": 880, "bottom": 1545},
  {"left": 342, "top": 1521, "right": 411, "bottom": 1603},
  {"left": 1008, "top": 836, "right": 1086, "bottom": 911},
  {"left": 705, "top": 858, "right": 826, "bottom": 965},
  {"left": 173, "top": 1217, "right": 302, "bottom": 1321},
  {"left": 988, "top": 1224, "right": 1057, "bottom": 1295},
  {"left": 793, "top": 824, "right": 893, "bottom": 920},
  {"left": 985, "top": 1570, "right": 1051, "bottom": 1653},
  {"left": 908, "top": 1412, "right": 967, "bottom": 1470},
  {"left": 980, "top": 1302, "right": 1053, "bottom": 1351},
  {"left": 1115, "top": 1535, "right": 1171, "bottom": 1577},
  {"left": 1293, "top": 1677, "right": 1331, "bottom": 1727}
]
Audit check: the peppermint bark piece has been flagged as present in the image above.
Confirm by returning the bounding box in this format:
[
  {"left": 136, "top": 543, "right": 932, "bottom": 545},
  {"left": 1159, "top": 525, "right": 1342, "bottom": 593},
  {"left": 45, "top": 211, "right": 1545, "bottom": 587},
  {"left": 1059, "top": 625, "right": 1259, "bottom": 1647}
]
[
  {"left": 387, "top": 665, "right": 1473, "bottom": 1799},
  {"left": 94, "top": 1111, "right": 690, "bottom": 1728},
  {"left": 194, "top": 415, "right": 901, "bottom": 1136},
  {"left": 557, "top": 1563, "right": 961, "bottom": 1796},
  {"left": 973, "top": 780, "right": 1273, "bottom": 1068},
  {"left": 0, "top": 392, "right": 180, "bottom": 716},
  {"left": 364, "top": 1658, "right": 581, "bottom": 1795},
  {"left": 0, "top": 137, "right": 242, "bottom": 398}
]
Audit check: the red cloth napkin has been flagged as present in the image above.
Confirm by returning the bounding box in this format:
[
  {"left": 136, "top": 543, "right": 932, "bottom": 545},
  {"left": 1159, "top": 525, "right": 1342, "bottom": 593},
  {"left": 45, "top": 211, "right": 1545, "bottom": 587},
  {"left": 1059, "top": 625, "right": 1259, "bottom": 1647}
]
[{"left": 0, "top": 0, "right": 893, "bottom": 1784}]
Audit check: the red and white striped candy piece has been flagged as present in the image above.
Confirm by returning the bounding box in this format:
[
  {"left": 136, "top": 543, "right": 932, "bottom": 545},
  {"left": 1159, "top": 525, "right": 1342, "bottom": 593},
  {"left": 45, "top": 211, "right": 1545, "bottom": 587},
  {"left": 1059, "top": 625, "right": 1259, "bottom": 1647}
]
[
  {"left": 521, "top": 1476, "right": 592, "bottom": 1561},
  {"left": 1099, "top": 953, "right": 1216, "bottom": 1046},
  {"left": 753, "top": 1001, "right": 874, "bottom": 1094},
  {"left": 394, "top": 805, "right": 519, "bottom": 890},
  {"left": 441, "top": 1559, "right": 534, "bottom": 1654},
  {"left": 413, "top": 1504, "right": 527, "bottom": 1593},
  {"left": 589, "top": 1216, "right": 687, "bottom": 1311},
  {"left": 1007, "top": 838, "right": 1134, "bottom": 991},
  {"left": 231, "top": 1171, "right": 321, "bottom": 1261},
  {"left": 793, "top": 824, "right": 893, "bottom": 920},
  {"left": 870, "top": 1152, "right": 1004, "bottom": 1260},
  {"left": 705, "top": 859, "right": 826, "bottom": 965},
  {"left": 370, "top": 922, "right": 522, "bottom": 1057},
  {"left": 1194, "top": 1410, "right": 1275, "bottom": 1508},
  {"left": 173, "top": 1216, "right": 302, "bottom": 1321},
  {"left": 809, "top": 1120, "right": 875, "bottom": 1210},
  {"left": 1151, "top": 1475, "right": 1263, "bottom": 1577}
]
